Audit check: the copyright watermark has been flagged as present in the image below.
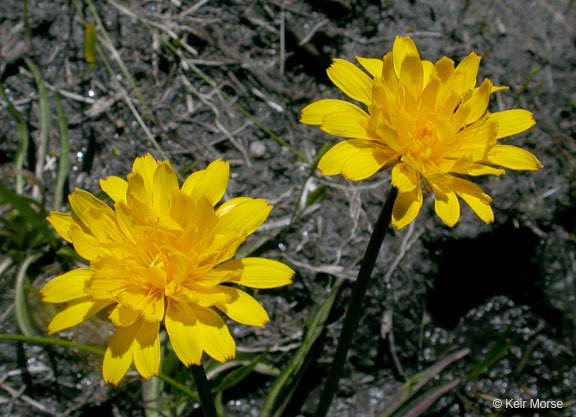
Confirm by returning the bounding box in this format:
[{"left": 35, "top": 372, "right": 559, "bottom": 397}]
[{"left": 492, "top": 398, "right": 563, "bottom": 409}]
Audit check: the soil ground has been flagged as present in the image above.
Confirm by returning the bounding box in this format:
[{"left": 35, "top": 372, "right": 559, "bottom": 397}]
[{"left": 1, "top": 0, "right": 576, "bottom": 416}]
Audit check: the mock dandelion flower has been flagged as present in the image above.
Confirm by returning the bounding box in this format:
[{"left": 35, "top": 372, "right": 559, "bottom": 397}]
[
  {"left": 301, "top": 36, "right": 542, "bottom": 229},
  {"left": 41, "top": 155, "right": 294, "bottom": 385}
]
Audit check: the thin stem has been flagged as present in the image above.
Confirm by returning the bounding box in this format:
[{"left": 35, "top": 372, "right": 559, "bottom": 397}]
[
  {"left": 191, "top": 363, "right": 218, "bottom": 417},
  {"left": 314, "top": 186, "right": 398, "bottom": 417},
  {"left": 0, "top": 334, "right": 105, "bottom": 356}
]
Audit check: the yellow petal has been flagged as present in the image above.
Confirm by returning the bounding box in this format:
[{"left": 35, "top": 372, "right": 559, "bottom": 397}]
[
  {"left": 381, "top": 53, "right": 398, "bottom": 91},
  {"left": 399, "top": 55, "right": 424, "bottom": 99},
  {"left": 317, "top": 140, "right": 362, "bottom": 176},
  {"left": 453, "top": 79, "right": 492, "bottom": 128},
  {"left": 133, "top": 320, "right": 160, "bottom": 379},
  {"left": 375, "top": 120, "right": 399, "bottom": 151},
  {"left": 165, "top": 299, "right": 203, "bottom": 366},
  {"left": 340, "top": 143, "right": 395, "bottom": 181},
  {"left": 463, "top": 165, "right": 505, "bottom": 176},
  {"left": 177, "top": 283, "right": 230, "bottom": 307},
  {"left": 300, "top": 99, "right": 369, "bottom": 125},
  {"left": 491, "top": 85, "right": 509, "bottom": 93},
  {"left": 117, "top": 288, "right": 165, "bottom": 323},
  {"left": 327, "top": 59, "right": 373, "bottom": 106},
  {"left": 392, "top": 184, "right": 423, "bottom": 230},
  {"left": 194, "top": 306, "right": 235, "bottom": 363},
  {"left": 433, "top": 56, "right": 455, "bottom": 82},
  {"left": 420, "top": 77, "right": 440, "bottom": 114},
  {"left": 48, "top": 297, "right": 113, "bottom": 334},
  {"left": 69, "top": 225, "right": 102, "bottom": 261},
  {"left": 108, "top": 304, "right": 141, "bottom": 327},
  {"left": 452, "top": 177, "right": 494, "bottom": 224},
  {"left": 215, "top": 198, "right": 271, "bottom": 236},
  {"left": 356, "top": 56, "right": 383, "bottom": 78},
  {"left": 99, "top": 176, "right": 128, "bottom": 203},
  {"left": 47, "top": 212, "right": 76, "bottom": 243},
  {"left": 132, "top": 154, "right": 158, "bottom": 195},
  {"left": 69, "top": 189, "right": 114, "bottom": 226},
  {"left": 321, "top": 111, "right": 371, "bottom": 140},
  {"left": 181, "top": 159, "right": 230, "bottom": 206},
  {"left": 208, "top": 257, "right": 294, "bottom": 289},
  {"left": 114, "top": 202, "right": 136, "bottom": 240},
  {"left": 392, "top": 36, "right": 420, "bottom": 77},
  {"left": 41, "top": 268, "right": 93, "bottom": 303},
  {"left": 449, "top": 120, "right": 498, "bottom": 160},
  {"left": 486, "top": 145, "right": 543, "bottom": 171},
  {"left": 171, "top": 191, "right": 217, "bottom": 234},
  {"left": 447, "top": 157, "right": 505, "bottom": 177},
  {"left": 152, "top": 161, "right": 179, "bottom": 215},
  {"left": 318, "top": 139, "right": 395, "bottom": 178},
  {"left": 126, "top": 172, "right": 152, "bottom": 206},
  {"left": 215, "top": 286, "right": 269, "bottom": 328},
  {"left": 489, "top": 110, "right": 536, "bottom": 139},
  {"left": 103, "top": 319, "right": 140, "bottom": 385},
  {"left": 432, "top": 183, "right": 460, "bottom": 227},
  {"left": 77, "top": 205, "right": 124, "bottom": 243},
  {"left": 455, "top": 52, "right": 481, "bottom": 90},
  {"left": 391, "top": 163, "right": 418, "bottom": 193},
  {"left": 422, "top": 60, "right": 434, "bottom": 85}
]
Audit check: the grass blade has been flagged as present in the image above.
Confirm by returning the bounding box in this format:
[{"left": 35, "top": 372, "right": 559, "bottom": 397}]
[
  {"left": 213, "top": 353, "right": 266, "bottom": 394},
  {"left": 14, "top": 254, "right": 41, "bottom": 337},
  {"left": 0, "top": 82, "right": 30, "bottom": 194},
  {"left": 468, "top": 331, "right": 513, "bottom": 380},
  {"left": 25, "top": 59, "right": 51, "bottom": 194},
  {"left": 259, "top": 279, "right": 343, "bottom": 417},
  {"left": 53, "top": 94, "right": 70, "bottom": 211},
  {"left": 84, "top": 23, "right": 97, "bottom": 70},
  {"left": 388, "top": 379, "right": 462, "bottom": 417},
  {"left": 86, "top": 0, "right": 155, "bottom": 120},
  {"left": 379, "top": 348, "right": 470, "bottom": 417}
]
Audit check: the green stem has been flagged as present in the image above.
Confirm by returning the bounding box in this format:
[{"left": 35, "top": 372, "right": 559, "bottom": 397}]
[
  {"left": 191, "top": 363, "right": 218, "bottom": 417},
  {"left": 314, "top": 186, "right": 398, "bottom": 417},
  {"left": 0, "top": 334, "right": 105, "bottom": 356}
]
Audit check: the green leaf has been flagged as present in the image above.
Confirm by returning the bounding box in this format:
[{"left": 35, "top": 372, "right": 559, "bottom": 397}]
[
  {"left": 305, "top": 184, "right": 326, "bottom": 208},
  {"left": 468, "top": 330, "right": 513, "bottom": 380},
  {"left": 213, "top": 354, "right": 266, "bottom": 393},
  {"left": 0, "top": 182, "right": 41, "bottom": 221}
]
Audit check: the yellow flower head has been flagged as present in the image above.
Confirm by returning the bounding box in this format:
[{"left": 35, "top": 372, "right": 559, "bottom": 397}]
[
  {"left": 41, "top": 155, "right": 294, "bottom": 385},
  {"left": 301, "top": 36, "right": 542, "bottom": 229}
]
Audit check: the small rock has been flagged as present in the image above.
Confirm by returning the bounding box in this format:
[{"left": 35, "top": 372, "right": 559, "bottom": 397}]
[{"left": 249, "top": 141, "right": 267, "bottom": 157}]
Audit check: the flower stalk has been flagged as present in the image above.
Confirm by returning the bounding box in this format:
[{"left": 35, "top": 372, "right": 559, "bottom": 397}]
[
  {"left": 191, "top": 363, "right": 218, "bottom": 417},
  {"left": 315, "top": 186, "right": 398, "bottom": 417}
]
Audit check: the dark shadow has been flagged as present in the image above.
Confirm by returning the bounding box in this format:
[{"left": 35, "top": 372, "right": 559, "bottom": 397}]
[{"left": 426, "top": 222, "right": 563, "bottom": 330}]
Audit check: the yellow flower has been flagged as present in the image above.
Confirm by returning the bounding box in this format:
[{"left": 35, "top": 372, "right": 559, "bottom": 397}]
[
  {"left": 41, "top": 155, "right": 294, "bottom": 385},
  {"left": 301, "top": 36, "right": 542, "bottom": 229}
]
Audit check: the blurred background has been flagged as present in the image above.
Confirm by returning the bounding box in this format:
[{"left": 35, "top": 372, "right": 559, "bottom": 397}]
[{"left": 0, "top": 0, "right": 575, "bottom": 416}]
